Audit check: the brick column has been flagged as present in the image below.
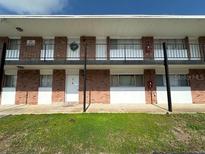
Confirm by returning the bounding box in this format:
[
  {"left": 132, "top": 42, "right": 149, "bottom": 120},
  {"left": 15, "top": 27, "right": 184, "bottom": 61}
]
[
  {"left": 52, "top": 70, "right": 65, "bottom": 104},
  {"left": 79, "top": 70, "right": 110, "bottom": 104},
  {"left": 144, "top": 69, "right": 157, "bottom": 104},
  {"left": 142, "top": 37, "right": 154, "bottom": 60},
  {"left": 16, "top": 70, "right": 40, "bottom": 105},
  {"left": 20, "top": 37, "right": 42, "bottom": 60},
  {"left": 189, "top": 69, "right": 205, "bottom": 104},
  {"left": 198, "top": 37, "right": 205, "bottom": 60},
  {"left": 54, "top": 37, "right": 67, "bottom": 60},
  {"left": 80, "top": 36, "right": 96, "bottom": 60}
]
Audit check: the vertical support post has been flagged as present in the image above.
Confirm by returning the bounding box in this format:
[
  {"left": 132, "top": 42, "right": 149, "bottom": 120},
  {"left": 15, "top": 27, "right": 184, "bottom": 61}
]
[
  {"left": 83, "top": 41, "right": 87, "bottom": 112},
  {"left": 44, "top": 42, "right": 47, "bottom": 61},
  {"left": 0, "top": 43, "right": 7, "bottom": 98},
  {"left": 163, "top": 42, "right": 172, "bottom": 112}
]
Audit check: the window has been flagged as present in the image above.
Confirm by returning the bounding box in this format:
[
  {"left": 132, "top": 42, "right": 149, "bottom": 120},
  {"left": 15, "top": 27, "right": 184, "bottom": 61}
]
[
  {"left": 42, "top": 39, "right": 54, "bottom": 50},
  {"left": 154, "top": 39, "right": 186, "bottom": 50},
  {"left": 110, "top": 39, "right": 141, "bottom": 50},
  {"left": 3, "top": 75, "right": 16, "bottom": 87},
  {"left": 156, "top": 74, "right": 189, "bottom": 87},
  {"left": 156, "top": 75, "right": 164, "bottom": 86},
  {"left": 8, "top": 39, "right": 20, "bottom": 50},
  {"left": 111, "top": 75, "right": 144, "bottom": 87},
  {"left": 40, "top": 75, "right": 52, "bottom": 87}
]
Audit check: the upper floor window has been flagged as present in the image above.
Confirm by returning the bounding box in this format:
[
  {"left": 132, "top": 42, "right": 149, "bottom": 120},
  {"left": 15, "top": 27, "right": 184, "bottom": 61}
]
[
  {"left": 8, "top": 39, "right": 20, "bottom": 50},
  {"left": 110, "top": 39, "right": 142, "bottom": 50},
  {"left": 154, "top": 39, "right": 186, "bottom": 50},
  {"left": 111, "top": 75, "right": 144, "bottom": 87},
  {"left": 40, "top": 75, "right": 52, "bottom": 87},
  {"left": 3, "top": 75, "right": 16, "bottom": 87},
  {"left": 156, "top": 74, "right": 189, "bottom": 87},
  {"left": 42, "top": 39, "right": 54, "bottom": 50}
]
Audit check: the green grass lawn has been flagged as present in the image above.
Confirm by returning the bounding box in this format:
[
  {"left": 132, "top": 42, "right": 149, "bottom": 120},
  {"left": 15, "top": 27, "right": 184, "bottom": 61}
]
[{"left": 0, "top": 113, "right": 205, "bottom": 154}]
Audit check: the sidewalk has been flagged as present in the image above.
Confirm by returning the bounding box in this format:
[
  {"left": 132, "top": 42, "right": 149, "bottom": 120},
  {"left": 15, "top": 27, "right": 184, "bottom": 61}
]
[{"left": 0, "top": 104, "right": 205, "bottom": 117}]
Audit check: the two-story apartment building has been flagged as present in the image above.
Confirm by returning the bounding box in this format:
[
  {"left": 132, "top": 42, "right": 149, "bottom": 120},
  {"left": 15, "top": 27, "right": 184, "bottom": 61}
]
[{"left": 0, "top": 15, "right": 205, "bottom": 107}]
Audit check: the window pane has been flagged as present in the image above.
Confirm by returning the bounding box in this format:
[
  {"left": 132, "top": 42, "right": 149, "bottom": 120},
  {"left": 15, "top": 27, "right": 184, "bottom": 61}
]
[
  {"left": 111, "top": 75, "right": 119, "bottom": 87},
  {"left": 40, "top": 75, "right": 52, "bottom": 87},
  {"left": 3, "top": 75, "right": 16, "bottom": 87},
  {"left": 135, "top": 75, "right": 143, "bottom": 87},
  {"left": 119, "top": 75, "right": 135, "bottom": 87},
  {"left": 156, "top": 75, "right": 164, "bottom": 86},
  {"left": 8, "top": 39, "right": 20, "bottom": 50},
  {"left": 178, "top": 75, "right": 189, "bottom": 86}
]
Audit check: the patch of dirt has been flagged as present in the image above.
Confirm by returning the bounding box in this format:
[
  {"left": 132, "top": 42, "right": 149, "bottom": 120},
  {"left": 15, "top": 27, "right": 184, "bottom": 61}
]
[{"left": 172, "top": 126, "right": 191, "bottom": 144}]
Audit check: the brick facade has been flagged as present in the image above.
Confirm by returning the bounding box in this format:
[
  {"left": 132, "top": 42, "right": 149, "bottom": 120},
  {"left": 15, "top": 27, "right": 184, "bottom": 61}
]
[
  {"left": 144, "top": 69, "right": 157, "bottom": 104},
  {"left": 142, "top": 37, "right": 154, "bottom": 60},
  {"left": 198, "top": 37, "right": 205, "bottom": 60},
  {"left": 54, "top": 37, "right": 67, "bottom": 60},
  {"left": 20, "top": 37, "right": 43, "bottom": 60},
  {"left": 79, "top": 70, "right": 110, "bottom": 104},
  {"left": 16, "top": 70, "right": 40, "bottom": 105},
  {"left": 189, "top": 69, "right": 205, "bottom": 104},
  {"left": 52, "top": 70, "right": 66, "bottom": 103},
  {"left": 80, "top": 36, "right": 96, "bottom": 60}
]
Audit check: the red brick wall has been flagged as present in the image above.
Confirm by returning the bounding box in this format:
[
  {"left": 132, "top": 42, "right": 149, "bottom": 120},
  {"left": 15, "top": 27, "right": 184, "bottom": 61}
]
[
  {"left": 189, "top": 69, "right": 205, "bottom": 104},
  {"left": 198, "top": 37, "right": 205, "bottom": 59},
  {"left": 80, "top": 36, "right": 96, "bottom": 60},
  {"left": 52, "top": 70, "right": 65, "bottom": 103},
  {"left": 20, "top": 37, "right": 42, "bottom": 60},
  {"left": 142, "top": 37, "right": 154, "bottom": 60},
  {"left": 16, "top": 70, "right": 40, "bottom": 105},
  {"left": 79, "top": 70, "right": 110, "bottom": 104},
  {"left": 54, "top": 37, "right": 67, "bottom": 60},
  {"left": 144, "top": 69, "right": 157, "bottom": 104}
]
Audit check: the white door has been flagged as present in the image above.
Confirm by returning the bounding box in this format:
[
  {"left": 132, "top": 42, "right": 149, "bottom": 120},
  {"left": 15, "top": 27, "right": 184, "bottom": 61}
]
[{"left": 66, "top": 75, "right": 79, "bottom": 103}]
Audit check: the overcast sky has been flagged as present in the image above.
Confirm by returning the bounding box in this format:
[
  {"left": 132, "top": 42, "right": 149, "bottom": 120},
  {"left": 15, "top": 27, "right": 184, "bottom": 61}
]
[{"left": 0, "top": 0, "right": 205, "bottom": 15}]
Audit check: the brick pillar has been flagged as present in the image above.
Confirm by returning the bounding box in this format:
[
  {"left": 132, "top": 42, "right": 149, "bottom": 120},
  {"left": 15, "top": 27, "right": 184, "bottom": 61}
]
[
  {"left": 198, "top": 37, "right": 205, "bottom": 60},
  {"left": 79, "top": 70, "right": 110, "bottom": 104},
  {"left": 52, "top": 70, "right": 65, "bottom": 104},
  {"left": 54, "top": 37, "right": 67, "bottom": 60},
  {"left": 185, "top": 37, "right": 191, "bottom": 60},
  {"left": 20, "top": 37, "right": 42, "bottom": 60},
  {"left": 0, "top": 37, "right": 9, "bottom": 58},
  {"left": 80, "top": 36, "right": 96, "bottom": 60},
  {"left": 107, "top": 36, "right": 110, "bottom": 60},
  {"left": 144, "top": 69, "right": 157, "bottom": 104},
  {"left": 16, "top": 70, "right": 40, "bottom": 105},
  {"left": 189, "top": 69, "right": 205, "bottom": 104},
  {"left": 142, "top": 37, "right": 154, "bottom": 60}
]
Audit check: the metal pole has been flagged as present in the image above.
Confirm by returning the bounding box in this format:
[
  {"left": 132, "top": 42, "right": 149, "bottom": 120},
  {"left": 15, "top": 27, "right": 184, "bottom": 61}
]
[
  {"left": 83, "top": 41, "right": 87, "bottom": 112},
  {"left": 0, "top": 43, "right": 7, "bottom": 99},
  {"left": 163, "top": 42, "right": 172, "bottom": 112}
]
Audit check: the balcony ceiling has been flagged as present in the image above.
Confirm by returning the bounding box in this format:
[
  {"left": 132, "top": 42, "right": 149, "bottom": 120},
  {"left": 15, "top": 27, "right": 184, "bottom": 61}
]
[{"left": 1, "top": 15, "right": 205, "bottom": 38}]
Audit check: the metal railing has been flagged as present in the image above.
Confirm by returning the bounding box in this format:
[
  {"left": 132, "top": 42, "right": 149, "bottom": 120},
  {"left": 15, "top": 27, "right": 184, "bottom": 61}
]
[{"left": 3, "top": 43, "right": 205, "bottom": 63}]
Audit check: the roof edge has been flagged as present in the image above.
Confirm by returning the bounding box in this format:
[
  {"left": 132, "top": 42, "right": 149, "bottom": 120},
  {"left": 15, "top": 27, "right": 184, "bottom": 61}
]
[{"left": 1, "top": 15, "right": 205, "bottom": 19}]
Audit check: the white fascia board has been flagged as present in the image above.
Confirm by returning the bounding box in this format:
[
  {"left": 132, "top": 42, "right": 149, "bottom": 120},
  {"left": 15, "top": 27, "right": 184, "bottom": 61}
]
[{"left": 1, "top": 15, "right": 205, "bottom": 19}]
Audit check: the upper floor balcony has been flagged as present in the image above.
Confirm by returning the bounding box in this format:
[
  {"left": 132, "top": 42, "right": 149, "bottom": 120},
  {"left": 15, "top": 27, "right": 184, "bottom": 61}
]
[{"left": 2, "top": 40, "right": 205, "bottom": 65}]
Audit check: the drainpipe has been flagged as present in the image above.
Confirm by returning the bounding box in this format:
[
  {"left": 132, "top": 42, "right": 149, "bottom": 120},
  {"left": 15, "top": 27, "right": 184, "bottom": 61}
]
[
  {"left": 163, "top": 42, "right": 172, "bottom": 112},
  {"left": 0, "top": 43, "right": 7, "bottom": 99},
  {"left": 83, "top": 40, "right": 87, "bottom": 112}
]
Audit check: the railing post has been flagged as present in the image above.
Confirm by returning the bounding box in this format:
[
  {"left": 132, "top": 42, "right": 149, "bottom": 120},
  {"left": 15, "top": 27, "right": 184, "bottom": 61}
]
[
  {"left": 44, "top": 44, "right": 47, "bottom": 61},
  {"left": 124, "top": 44, "right": 126, "bottom": 61},
  {"left": 163, "top": 42, "right": 172, "bottom": 112},
  {"left": 0, "top": 43, "right": 7, "bottom": 99},
  {"left": 83, "top": 41, "right": 87, "bottom": 112}
]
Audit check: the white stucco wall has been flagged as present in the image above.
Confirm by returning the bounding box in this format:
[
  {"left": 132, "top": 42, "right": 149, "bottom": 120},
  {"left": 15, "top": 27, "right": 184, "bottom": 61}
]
[
  {"left": 1, "top": 88, "right": 16, "bottom": 105},
  {"left": 157, "top": 87, "right": 192, "bottom": 104},
  {"left": 38, "top": 87, "right": 52, "bottom": 105},
  {"left": 110, "top": 87, "right": 146, "bottom": 104}
]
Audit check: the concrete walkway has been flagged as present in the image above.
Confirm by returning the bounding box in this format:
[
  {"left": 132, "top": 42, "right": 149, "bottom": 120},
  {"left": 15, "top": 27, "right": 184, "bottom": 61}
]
[{"left": 0, "top": 104, "right": 205, "bottom": 117}]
